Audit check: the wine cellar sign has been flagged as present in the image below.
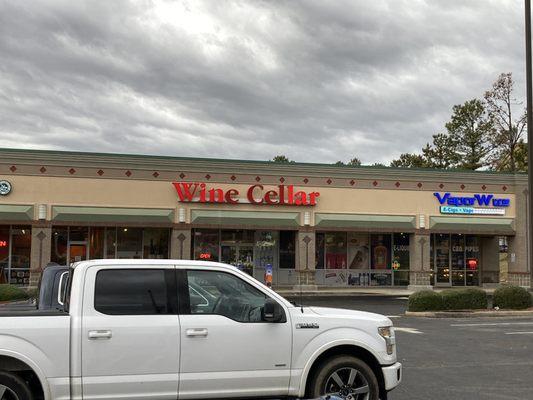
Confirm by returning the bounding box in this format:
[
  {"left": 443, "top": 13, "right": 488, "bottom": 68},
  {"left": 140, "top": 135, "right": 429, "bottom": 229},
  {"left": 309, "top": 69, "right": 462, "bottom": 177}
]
[{"left": 172, "top": 182, "right": 320, "bottom": 206}]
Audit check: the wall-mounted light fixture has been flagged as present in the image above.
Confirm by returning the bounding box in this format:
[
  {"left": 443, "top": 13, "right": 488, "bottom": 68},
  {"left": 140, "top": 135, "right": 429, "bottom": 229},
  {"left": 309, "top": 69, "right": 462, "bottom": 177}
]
[
  {"left": 303, "top": 211, "right": 311, "bottom": 226},
  {"left": 419, "top": 214, "right": 426, "bottom": 229},
  {"left": 38, "top": 204, "right": 47, "bottom": 220},
  {"left": 178, "top": 208, "right": 186, "bottom": 223}
]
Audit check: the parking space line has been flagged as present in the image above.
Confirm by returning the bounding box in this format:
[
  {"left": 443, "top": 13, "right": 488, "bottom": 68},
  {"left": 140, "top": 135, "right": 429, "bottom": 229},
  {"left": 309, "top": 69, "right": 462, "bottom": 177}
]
[
  {"left": 394, "top": 327, "right": 423, "bottom": 334},
  {"left": 505, "top": 331, "right": 533, "bottom": 335},
  {"left": 450, "top": 322, "right": 533, "bottom": 327},
  {"left": 386, "top": 315, "right": 401, "bottom": 318}
]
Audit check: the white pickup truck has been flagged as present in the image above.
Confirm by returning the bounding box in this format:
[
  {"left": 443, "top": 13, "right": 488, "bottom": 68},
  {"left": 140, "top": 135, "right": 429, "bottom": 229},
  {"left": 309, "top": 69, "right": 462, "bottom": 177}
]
[{"left": 0, "top": 260, "right": 401, "bottom": 400}]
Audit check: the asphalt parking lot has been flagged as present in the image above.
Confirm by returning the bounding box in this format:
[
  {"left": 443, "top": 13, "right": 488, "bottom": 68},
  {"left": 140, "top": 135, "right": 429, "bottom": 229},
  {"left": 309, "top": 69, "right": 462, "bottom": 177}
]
[{"left": 291, "top": 296, "right": 533, "bottom": 400}]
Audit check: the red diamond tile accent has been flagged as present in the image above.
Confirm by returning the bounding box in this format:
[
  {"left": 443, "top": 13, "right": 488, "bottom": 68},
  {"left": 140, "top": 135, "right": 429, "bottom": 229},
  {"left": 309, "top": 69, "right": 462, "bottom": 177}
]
[
  {"left": 326, "top": 179, "right": 332, "bottom": 185},
  {"left": 231, "top": 175, "right": 237, "bottom": 181},
  {"left": 40, "top": 166, "right": 47, "bottom": 173},
  {"left": 69, "top": 168, "right": 76, "bottom": 175},
  {"left": 439, "top": 183, "right": 444, "bottom": 189},
  {"left": 152, "top": 171, "right": 159, "bottom": 178},
  {"left": 205, "top": 174, "right": 211, "bottom": 180},
  {"left": 255, "top": 176, "right": 261, "bottom": 182},
  {"left": 460, "top": 184, "right": 466, "bottom": 190},
  {"left": 372, "top": 181, "right": 378, "bottom": 187},
  {"left": 349, "top": 180, "right": 355, "bottom": 186},
  {"left": 125, "top": 170, "right": 132, "bottom": 177},
  {"left": 279, "top": 177, "right": 285, "bottom": 183},
  {"left": 502, "top": 185, "right": 507, "bottom": 191},
  {"left": 303, "top": 178, "right": 309, "bottom": 184},
  {"left": 97, "top": 169, "right": 104, "bottom": 176},
  {"left": 417, "top": 182, "right": 423, "bottom": 188},
  {"left": 482, "top": 185, "right": 487, "bottom": 190},
  {"left": 9, "top": 165, "right": 16, "bottom": 172},
  {"left": 395, "top": 181, "right": 401, "bottom": 188},
  {"left": 179, "top": 173, "right": 186, "bottom": 179}
]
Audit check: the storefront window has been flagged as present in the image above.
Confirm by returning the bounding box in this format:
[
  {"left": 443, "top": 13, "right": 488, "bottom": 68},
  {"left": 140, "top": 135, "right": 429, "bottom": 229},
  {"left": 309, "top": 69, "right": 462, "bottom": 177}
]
[
  {"left": 89, "top": 227, "right": 105, "bottom": 259},
  {"left": 254, "top": 231, "right": 278, "bottom": 269},
  {"left": 0, "top": 226, "right": 31, "bottom": 285},
  {"left": 315, "top": 233, "right": 325, "bottom": 269},
  {"left": 347, "top": 233, "right": 370, "bottom": 269},
  {"left": 393, "top": 233, "right": 410, "bottom": 286},
  {"left": 325, "top": 232, "right": 347, "bottom": 269},
  {"left": 143, "top": 228, "right": 170, "bottom": 259},
  {"left": 279, "top": 231, "right": 296, "bottom": 269},
  {"left": 116, "top": 228, "right": 143, "bottom": 259},
  {"left": 370, "top": 234, "right": 391, "bottom": 270},
  {"left": 51, "top": 227, "right": 68, "bottom": 264},
  {"left": 106, "top": 228, "right": 116, "bottom": 258},
  {"left": 221, "top": 230, "right": 254, "bottom": 244},
  {"left": 465, "top": 235, "right": 480, "bottom": 286},
  {"left": 451, "top": 234, "right": 465, "bottom": 286},
  {"left": 193, "top": 229, "right": 220, "bottom": 261}
]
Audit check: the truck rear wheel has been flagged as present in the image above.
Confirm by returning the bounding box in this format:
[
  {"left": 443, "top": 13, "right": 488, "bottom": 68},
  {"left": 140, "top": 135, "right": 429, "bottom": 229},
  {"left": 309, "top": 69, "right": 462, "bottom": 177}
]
[
  {"left": 308, "top": 355, "right": 379, "bottom": 400},
  {"left": 0, "top": 371, "right": 33, "bottom": 400}
]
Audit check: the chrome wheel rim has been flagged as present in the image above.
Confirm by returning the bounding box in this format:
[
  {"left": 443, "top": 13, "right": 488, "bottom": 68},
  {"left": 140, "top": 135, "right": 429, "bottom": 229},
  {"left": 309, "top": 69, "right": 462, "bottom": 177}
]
[
  {"left": 0, "top": 384, "right": 19, "bottom": 400},
  {"left": 324, "top": 367, "right": 370, "bottom": 400}
]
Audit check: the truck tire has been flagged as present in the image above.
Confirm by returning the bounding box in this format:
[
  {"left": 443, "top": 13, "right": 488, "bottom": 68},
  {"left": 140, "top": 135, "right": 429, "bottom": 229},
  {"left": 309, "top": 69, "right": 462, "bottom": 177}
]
[
  {"left": 308, "top": 355, "right": 379, "bottom": 400},
  {"left": 0, "top": 371, "right": 33, "bottom": 400}
]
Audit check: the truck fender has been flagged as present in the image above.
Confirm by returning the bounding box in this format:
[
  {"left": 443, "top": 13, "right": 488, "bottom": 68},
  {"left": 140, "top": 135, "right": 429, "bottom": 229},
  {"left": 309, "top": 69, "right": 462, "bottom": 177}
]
[
  {"left": 296, "top": 329, "right": 384, "bottom": 397},
  {"left": 0, "top": 347, "right": 50, "bottom": 400}
]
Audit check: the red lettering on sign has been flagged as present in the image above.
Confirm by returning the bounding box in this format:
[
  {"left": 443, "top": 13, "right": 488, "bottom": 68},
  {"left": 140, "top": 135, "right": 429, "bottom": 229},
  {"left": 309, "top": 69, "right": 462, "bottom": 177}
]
[
  {"left": 0, "top": 241, "right": 7, "bottom": 247},
  {"left": 199, "top": 253, "right": 211, "bottom": 259},
  {"left": 172, "top": 182, "right": 319, "bottom": 206}
]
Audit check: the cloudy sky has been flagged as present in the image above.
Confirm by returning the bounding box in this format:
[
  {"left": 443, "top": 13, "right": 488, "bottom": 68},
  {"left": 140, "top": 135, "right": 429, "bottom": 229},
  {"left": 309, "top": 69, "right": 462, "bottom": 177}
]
[{"left": 0, "top": 0, "right": 527, "bottom": 165}]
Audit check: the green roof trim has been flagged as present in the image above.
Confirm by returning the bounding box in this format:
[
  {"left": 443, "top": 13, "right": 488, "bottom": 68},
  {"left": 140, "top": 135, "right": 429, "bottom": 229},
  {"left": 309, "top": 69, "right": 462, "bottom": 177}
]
[
  {"left": 429, "top": 216, "right": 515, "bottom": 234},
  {"left": 0, "top": 204, "right": 34, "bottom": 221},
  {"left": 190, "top": 209, "right": 300, "bottom": 227},
  {"left": 315, "top": 213, "right": 416, "bottom": 230},
  {"left": 52, "top": 206, "right": 174, "bottom": 223},
  {"left": 0, "top": 147, "right": 526, "bottom": 177}
]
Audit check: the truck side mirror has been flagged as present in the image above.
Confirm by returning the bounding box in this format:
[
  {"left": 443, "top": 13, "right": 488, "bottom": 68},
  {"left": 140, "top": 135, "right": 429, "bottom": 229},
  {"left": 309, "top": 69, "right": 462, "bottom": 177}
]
[{"left": 262, "top": 298, "right": 285, "bottom": 323}]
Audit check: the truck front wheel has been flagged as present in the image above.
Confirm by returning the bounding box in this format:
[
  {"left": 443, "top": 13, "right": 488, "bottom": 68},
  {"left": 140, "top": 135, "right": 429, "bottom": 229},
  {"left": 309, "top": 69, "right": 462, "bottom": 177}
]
[
  {"left": 0, "top": 371, "right": 33, "bottom": 400},
  {"left": 308, "top": 355, "right": 379, "bottom": 400}
]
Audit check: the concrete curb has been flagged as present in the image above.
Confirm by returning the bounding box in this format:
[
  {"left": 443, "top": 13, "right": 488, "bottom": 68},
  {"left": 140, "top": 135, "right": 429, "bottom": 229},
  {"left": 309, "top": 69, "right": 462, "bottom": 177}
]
[{"left": 405, "top": 309, "right": 533, "bottom": 318}]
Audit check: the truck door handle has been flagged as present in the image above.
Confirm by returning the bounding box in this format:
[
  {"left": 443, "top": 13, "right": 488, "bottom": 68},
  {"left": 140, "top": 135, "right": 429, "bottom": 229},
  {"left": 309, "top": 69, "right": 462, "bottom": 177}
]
[
  {"left": 186, "top": 328, "right": 208, "bottom": 337},
  {"left": 88, "top": 330, "right": 112, "bottom": 340}
]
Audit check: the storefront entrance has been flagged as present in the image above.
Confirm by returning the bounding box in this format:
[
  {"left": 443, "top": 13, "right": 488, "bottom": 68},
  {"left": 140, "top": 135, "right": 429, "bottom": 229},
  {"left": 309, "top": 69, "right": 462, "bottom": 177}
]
[
  {"left": 68, "top": 241, "right": 88, "bottom": 264},
  {"left": 432, "top": 234, "right": 480, "bottom": 286}
]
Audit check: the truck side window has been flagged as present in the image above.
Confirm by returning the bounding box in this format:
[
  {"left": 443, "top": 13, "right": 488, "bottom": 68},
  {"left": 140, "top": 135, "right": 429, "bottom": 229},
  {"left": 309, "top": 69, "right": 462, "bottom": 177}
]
[
  {"left": 95, "top": 269, "right": 169, "bottom": 315},
  {"left": 187, "top": 270, "right": 267, "bottom": 323}
]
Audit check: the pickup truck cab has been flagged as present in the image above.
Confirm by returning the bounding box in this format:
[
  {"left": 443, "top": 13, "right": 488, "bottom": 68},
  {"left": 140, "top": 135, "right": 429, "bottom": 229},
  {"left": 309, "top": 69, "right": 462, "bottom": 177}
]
[{"left": 0, "top": 260, "right": 401, "bottom": 400}]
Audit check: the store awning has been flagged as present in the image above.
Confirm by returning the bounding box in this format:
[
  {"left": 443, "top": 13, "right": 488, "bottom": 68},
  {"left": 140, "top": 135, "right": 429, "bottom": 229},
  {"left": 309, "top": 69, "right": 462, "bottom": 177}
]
[
  {"left": 190, "top": 210, "right": 300, "bottom": 227},
  {"left": 429, "top": 216, "right": 515, "bottom": 234},
  {"left": 51, "top": 206, "right": 174, "bottom": 223},
  {"left": 315, "top": 213, "right": 416, "bottom": 230},
  {"left": 0, "top": 204, "right": 34, "bottom": 221}
]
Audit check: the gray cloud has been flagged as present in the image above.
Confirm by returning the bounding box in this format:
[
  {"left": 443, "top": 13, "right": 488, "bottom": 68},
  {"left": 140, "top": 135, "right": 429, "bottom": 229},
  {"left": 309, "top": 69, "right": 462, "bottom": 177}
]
[{"left": 0, "top": 0, "right": 527, "bottom": 164}]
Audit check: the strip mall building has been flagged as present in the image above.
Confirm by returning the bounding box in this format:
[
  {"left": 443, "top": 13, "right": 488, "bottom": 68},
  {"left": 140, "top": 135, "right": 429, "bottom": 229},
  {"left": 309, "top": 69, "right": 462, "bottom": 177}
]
[{"left": 0, "top": 148, "right": 529, "bottom": 289}]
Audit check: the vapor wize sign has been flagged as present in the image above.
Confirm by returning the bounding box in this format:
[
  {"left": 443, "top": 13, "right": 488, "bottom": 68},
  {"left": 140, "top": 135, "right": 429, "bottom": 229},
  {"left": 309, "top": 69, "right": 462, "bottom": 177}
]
[
  {"left": 172, "top": 182, "right": 320, "bottom": 206},
  {"left": 434, "top": 192, "right": 510, "bottom": 216}
]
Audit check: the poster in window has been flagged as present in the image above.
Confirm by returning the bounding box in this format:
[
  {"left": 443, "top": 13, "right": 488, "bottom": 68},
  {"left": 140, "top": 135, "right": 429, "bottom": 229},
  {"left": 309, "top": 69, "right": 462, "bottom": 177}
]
[
  {"left": 348, "top": 233, "right": 369, "bottom": 269},
  {"left": 371, "top": 234, "right": 391, "bottom": 270}
]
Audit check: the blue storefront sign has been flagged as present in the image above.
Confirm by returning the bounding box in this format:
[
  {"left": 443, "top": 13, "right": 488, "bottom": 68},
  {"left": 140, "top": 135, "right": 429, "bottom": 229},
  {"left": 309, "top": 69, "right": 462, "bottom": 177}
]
[
  {"left": 434, "top": 192, "right": 510, "bottom": 207},
  {"left": 435, "top": 192, "right": 510, "bottom": 216}
]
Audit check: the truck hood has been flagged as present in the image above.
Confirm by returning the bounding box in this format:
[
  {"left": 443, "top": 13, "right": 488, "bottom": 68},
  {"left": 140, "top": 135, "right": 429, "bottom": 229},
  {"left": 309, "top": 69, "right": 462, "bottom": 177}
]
[{"left": 307, "top": 306, "right": 392, "bottom": 326}]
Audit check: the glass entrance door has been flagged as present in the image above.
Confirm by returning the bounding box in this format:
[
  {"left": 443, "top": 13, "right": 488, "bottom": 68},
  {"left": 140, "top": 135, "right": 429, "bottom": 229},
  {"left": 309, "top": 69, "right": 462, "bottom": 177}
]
[
  {"left": 69, "top": 242, "right": 87, "bottom": 264},
  {"left": 434, "top": 234, "right": 451, "bottom": 286}
]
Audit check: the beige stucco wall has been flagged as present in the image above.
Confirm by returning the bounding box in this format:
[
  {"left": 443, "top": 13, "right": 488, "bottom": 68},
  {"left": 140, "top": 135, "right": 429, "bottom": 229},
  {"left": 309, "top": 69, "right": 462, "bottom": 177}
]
[{"left": 0, "top": 175, "right": 517, "bottom": 224}]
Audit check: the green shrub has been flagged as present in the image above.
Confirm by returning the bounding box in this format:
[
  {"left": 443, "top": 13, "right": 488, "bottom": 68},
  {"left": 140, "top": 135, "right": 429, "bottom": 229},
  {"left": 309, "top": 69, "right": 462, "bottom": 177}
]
[
  {"left": 408, "top": 290, "right": 444, "bottom": 311},
  {"left": 441, "top": 288, "right": 487, "bottom": 310},
  {"left": 493, "top": 285, "right": 532, "bottom": 310},
  {"left": 24, "top": 287, "right": 39, "bottom": 300},
  {"left": 0, "top": 284, "right": 30, "bottom": 302}
]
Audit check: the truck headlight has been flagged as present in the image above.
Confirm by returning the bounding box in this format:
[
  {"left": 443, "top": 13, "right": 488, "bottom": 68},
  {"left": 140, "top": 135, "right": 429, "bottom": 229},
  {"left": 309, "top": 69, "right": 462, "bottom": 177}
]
[{"left": 378, "top": 326, "right": 395, "bottom": 355}]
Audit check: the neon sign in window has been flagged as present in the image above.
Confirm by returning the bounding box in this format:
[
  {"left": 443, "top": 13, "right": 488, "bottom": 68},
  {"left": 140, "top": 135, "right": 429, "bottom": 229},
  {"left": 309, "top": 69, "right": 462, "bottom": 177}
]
[{"left": 0, "top": 240, "right": 7, "bottom": 247}]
